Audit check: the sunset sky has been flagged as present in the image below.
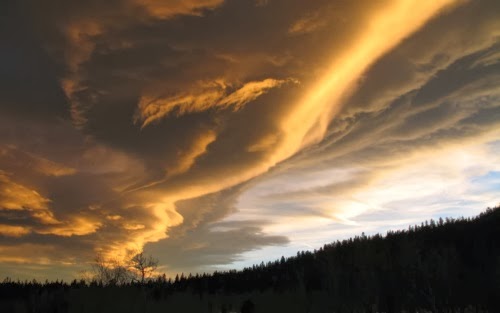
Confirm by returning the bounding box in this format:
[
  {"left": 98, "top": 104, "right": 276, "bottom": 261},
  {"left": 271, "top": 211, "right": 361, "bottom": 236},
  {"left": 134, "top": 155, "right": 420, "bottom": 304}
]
[{"left": 1, "top": 0, "right": 499, "bottom": 280}]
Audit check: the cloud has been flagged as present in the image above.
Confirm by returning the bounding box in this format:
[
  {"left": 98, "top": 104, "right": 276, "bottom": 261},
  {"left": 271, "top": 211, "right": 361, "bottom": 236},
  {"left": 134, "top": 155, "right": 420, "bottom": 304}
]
[
  {"left": 132, "top": 0, "right": 224, "bottom": 19},
  {"left": 147, "top": 185, "right": 288, "bottom": 274},
  {"left": 276, "top": 0, "right": 458, "bottom": 157},
  {"left": 0, "top": 145, "right": 76, "bottom": 177},
  {"left": 36, "top": 217, "right": 102, "bottom": 237},
  {"left": 153, "top": 221, "right": 288, "bottom": 273},
  {"left": 165, "top": 130, "right": 217, "bottom": 177},
  {"left": 226, "top": 18, "right": 500, "bottom": 256},
  {"left": 135, "top": 78, "right": 293, "bottom": 127},
  {"left": 0, "top": 170, "right": 102, "bottom": 237},
  {"left": 471, "top": 48, "right": 500, "bottom": 68},
  {"left": 288, "top": 11, "right": 327, "bottom": 35},
  {"left": 54, "top": 0, "right": 226, "bottom": 128},
  {"left": 0, "top": 225, "right": 31, "bottom": 238},
  {"left": 0, "top": 171, "right": 54, "bottom": 223},
  {"left": 339, "top": 0, "right": 500, "bottom": 119},
  {"left": 3, "top": 0, "right": 499, "bottom": 281}
]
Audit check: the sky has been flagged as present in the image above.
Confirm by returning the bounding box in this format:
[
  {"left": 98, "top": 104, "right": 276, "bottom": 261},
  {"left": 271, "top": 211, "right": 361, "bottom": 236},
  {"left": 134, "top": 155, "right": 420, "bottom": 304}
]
[{"left": 0, "top": 0, "right": 499, "bottom": 281}]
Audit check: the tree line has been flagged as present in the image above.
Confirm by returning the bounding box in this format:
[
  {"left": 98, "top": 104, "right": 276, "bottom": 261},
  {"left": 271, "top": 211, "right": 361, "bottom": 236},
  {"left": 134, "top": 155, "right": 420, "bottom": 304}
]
[{"left": 1, "top": 205, "right": 499, "bottom": 313}]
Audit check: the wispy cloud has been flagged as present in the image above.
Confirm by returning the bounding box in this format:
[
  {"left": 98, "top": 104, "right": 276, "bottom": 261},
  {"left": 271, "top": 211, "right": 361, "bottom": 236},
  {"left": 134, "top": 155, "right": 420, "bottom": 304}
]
[{"left": 136, "top": 78, "right": 293, "bottom": 127}]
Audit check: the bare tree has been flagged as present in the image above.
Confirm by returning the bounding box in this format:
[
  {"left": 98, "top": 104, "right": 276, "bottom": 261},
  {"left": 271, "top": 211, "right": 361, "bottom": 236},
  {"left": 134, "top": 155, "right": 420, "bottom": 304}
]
[
  {"left": 91, "top": 254, "right": 133, "bottom": 285},
  {"left": 130, "top": 251, "right": 158, "bottom": 283},
  {"left": 87, "top": 251, "right": 159, "bottom": 285}
]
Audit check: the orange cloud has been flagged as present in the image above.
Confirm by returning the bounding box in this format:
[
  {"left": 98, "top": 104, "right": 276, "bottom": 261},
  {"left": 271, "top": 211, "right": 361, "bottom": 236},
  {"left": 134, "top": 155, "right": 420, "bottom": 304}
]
[
  {"left": 37, "top": 217, "right": 102, "bottom": 237},
  {"left": 289, "top": 11, "right": 327, "bottom": 35},
  {"left": 61, "top": 20, "right": 103, "bottom": 128},
  {"left": 123, "top": 223, "right": 146, "bottom": 231},
  {"left": 0, "top": 244, "right": 60, "bottom": 265},
  {"left": 64, "top": 21, "right": 103, "bottom": 73},
  {"left": 271, "top": 0, "right": 458, "bottom": 167},
  {"left": 136, "top": 78, "right": 293, "bottom": 127},
  {"left": 0, "top": 174, "right": 63, "bottom": 229},
  {"left": 166, "top": 130, "right": 217, "bottom": 177},
  {"left": 0, "top": 171, "right": 102, "bottom": 237},
  {"left": 59, "top": 1, "right": 225, "bottom": 128},
  {"left": 0, "top": 225, "right": 31, "bottom": 237},
  {"left": 0, "top": 171, "right": 53, "bottom": 219},
  {"left": 218, "top": 79, "right": 297, "bottom": 110},
  {"left": 97, "top": 201, "right": 184, "bottom": 262},
  {"left": 133, "top": 0, "right": 224, "bottom": 19}
]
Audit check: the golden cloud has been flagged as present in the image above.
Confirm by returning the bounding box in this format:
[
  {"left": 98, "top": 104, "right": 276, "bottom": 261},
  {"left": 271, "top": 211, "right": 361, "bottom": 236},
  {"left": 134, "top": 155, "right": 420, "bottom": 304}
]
[
  {"left": 58, "top": 0, "right": 226, "bottom": 128},
  {"left": 0, "top": 225, "right": 31, "bottom": 237},
  {"left": 166, "top": 130, "right": 217, "bottom": 177},
  {"left": 0, "top": 171, "right": 53, "bottom": 217},
  {"left": 271, "top": 0, "right": 458, "bottom": 167},
  {"left": 0, "top": 171, "right": 101, "bottom": 237},
  {"left": 288, "top": 11, "right": 327, "bottom": 35},
  {"left": 136, "top": 78, "right": 293, "bottom": 127},
  {"left": 37, "top": 217, "right": 102, "bottom": 237},
  {"left": 0, "top": 244, "right": 60, "bottom": 265},
  {"left": 133, "top": 0, "right": 224, "bottom": 19}
]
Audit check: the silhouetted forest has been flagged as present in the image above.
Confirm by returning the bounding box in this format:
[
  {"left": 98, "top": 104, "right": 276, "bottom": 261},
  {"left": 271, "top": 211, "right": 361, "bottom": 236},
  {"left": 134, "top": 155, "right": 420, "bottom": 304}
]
[{"left": 1, "top": 206, "right": 499, "bottom": 313}]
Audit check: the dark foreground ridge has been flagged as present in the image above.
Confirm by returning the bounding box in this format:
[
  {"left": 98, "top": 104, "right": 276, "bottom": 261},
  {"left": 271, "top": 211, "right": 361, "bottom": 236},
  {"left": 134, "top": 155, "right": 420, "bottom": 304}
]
[{"left": 1, "top": 206, "right": 499, "bottom": 313}]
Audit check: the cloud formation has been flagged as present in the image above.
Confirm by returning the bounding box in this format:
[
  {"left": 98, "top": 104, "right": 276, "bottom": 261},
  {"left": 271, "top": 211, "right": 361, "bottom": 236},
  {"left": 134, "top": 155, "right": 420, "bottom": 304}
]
[
  {"left": 0, "top": 0, "right": 498, "bottom": 280},
  {"left": 135, "top": 78, "right": 293, "bottom": 127}
]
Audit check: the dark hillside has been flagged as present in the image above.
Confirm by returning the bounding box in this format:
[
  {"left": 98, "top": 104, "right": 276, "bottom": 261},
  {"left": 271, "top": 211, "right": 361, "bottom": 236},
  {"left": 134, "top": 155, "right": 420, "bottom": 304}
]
[{"left": 1, "top": 206, "right": 499, "bottom": 313}]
